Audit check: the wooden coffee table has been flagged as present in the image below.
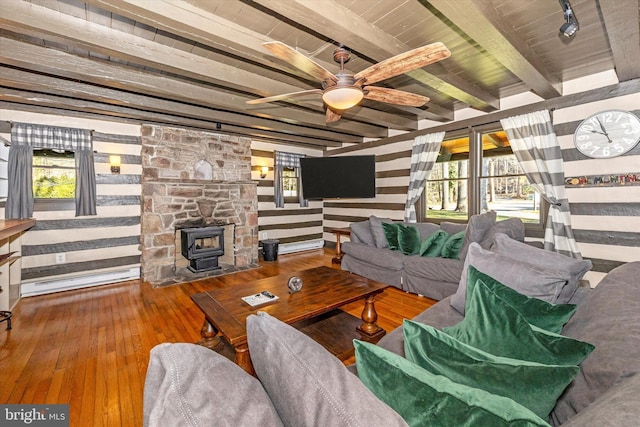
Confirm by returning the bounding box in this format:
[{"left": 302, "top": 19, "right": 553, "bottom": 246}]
[{"left": 190, "top": 266, "right": 388, "bottom": 374}]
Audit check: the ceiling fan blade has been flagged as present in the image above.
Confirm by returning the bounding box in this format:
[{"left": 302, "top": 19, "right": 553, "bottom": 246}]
[
  {"left": 325, "top": 108, "right": 342, "bottom": 123},
  {"left": 246, "top": 89, "right": 322, "bottom": 105},
  {"left": 354, "top": 42, "right": 451, "bottom": 85},
  {"left": 364, "top": 86, "right": 430, "bottom": 107},
  {"left": 263, "top": 41, "right": 337, "bottom": 83}
]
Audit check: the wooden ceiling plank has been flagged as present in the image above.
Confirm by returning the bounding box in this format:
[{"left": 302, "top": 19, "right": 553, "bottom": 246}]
[
  {"left": 0, "top": 37, "right": 384, "bottom": 138},
  {"left": 0, "top": 67, "right": 357, "bottom": 144},
  {"left": 427, "top": 0, "right": 562, "bottom": 99},
  {"left": 0, "top": 89, "right": 340, "bottom": 147},
  {"left": 598, "top": 0, "right": 640, "bottom": 82},
  {"left": 252, "top": 0, "right": 497, "bottom": 111},
  {"left": 0, "top": 0, "right": 412, "bottom": 130}
]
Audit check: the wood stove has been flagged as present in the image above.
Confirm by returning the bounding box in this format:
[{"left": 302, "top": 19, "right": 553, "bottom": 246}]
[{"left": 180, "top": 226, "right": 224, "bottom": 272}]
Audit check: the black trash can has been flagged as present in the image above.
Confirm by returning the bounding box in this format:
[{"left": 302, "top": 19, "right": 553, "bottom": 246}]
[{"left": 262, "top": 239, "right": 279, "bottom": 262}]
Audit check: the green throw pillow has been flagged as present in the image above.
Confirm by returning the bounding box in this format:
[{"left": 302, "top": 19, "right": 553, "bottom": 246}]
[
  {"left": 441, "top": 230, "right": 466, "bottom": 259},
  {"left": 354, "top": 340, "right": 549, "bottom": 427},
  {"left": 467, "top": 265, "right": 577, "bottom": 334},
  {"left": 443, "top": 279, "right": 594, "bottom": 366},
  {"left": 397, "top": 224, "right": 421, "bottom": 255},
  {"left": 403, "top": 320, "right": 579, "bottom": 419},
  {"left": 382, "top": 222, "right": 400, "bottom": 250},
  {"left": 419, "top": 230, "right": 449, "bottom": 257}
]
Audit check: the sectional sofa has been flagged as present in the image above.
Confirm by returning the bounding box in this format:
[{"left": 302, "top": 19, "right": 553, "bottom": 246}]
[{"left": 143, "top": 236, "right": 640, "bottom": 426}]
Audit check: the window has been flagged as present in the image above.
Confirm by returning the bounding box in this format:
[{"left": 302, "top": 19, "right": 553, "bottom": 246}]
[
  {"left": 282, "top": 167, "right": 298, "bottom": 199},
  {"left": 419, "top": 124, "right": 543, "bottom": 224},
  {"left": 33, "top": 149, "right": 75, "bottom": 199}
]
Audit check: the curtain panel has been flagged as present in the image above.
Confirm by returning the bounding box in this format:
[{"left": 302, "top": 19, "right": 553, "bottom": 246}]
[
  {"left": 6, "top": 122, "right": 96, "bottom": 219},
  {"left": 274, "top": 151, "right": 308, "bottom": 208},
  {"left": 500, "top": 110, "right": 582, "bottom": 259},
  {"left": 404, "top": 132, "right": 446, "bottom": 222}
]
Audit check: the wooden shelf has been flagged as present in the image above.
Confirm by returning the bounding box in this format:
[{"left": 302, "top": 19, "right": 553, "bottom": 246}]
[
  {"left": 0, "top": 251, "right": 19, "bottom": 267},
  {"left": 0, "top": 218, "right": 36, "bottom": 241}
]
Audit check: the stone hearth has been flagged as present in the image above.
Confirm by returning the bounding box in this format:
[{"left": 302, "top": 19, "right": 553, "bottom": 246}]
[{"left": 140, "top": 125, "right": 259, "bottom": 286}]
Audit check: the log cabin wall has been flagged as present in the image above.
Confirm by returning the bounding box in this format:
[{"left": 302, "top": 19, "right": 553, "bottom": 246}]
[
  {"left": 251, "top": 141, "right": 325, "bottom": 254},
  {"left": 0, "top": 110, "right": 142, "bottom": 297}
]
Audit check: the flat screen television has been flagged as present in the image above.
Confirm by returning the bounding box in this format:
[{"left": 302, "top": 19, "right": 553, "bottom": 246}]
[{"left": 300, "top": 155, "right": 376, "bottom": 199}]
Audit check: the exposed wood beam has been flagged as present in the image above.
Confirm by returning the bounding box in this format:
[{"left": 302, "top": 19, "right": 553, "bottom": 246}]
[
  {"left": 0, "top": 0, "right": 416, "bottom": 130},
  {"left": 332, "top": 78, "right": 640, "bottom": 154},
  {"left": 0, "top": 37, "right": 384, "bottom": 138},
  {"left": 427, "top": 0, "right": 562, "bottom": 99},
  {"left": 0, "top": 67, "right": 352, "bottom": 145},
  {"left": 598, "top": 0, "right": 640, "bottom": 81},
  {"left": 252, "top": 0, "right": 494, "bottom": 114},
  {"left": 0, "top": 89, "right": 341, "bottom": 147}
]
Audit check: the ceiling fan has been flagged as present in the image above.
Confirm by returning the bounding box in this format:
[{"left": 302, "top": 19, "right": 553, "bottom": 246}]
[{"left": 246, "top": 41, "right": 451, "bottom": 123}]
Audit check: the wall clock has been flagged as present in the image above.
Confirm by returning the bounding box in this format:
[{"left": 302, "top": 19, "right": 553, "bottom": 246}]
[{"left": 573, "top": 110, "right": 640, "bottom": 158}]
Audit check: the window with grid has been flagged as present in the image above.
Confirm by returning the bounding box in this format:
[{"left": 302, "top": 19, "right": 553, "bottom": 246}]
[
  {"left": 33, "top": 149, "right": 76, "bottom": 199},
  {"left": 282, "top": 167, "right": 298, "bottom": 200},
  {"left": 420, "top": 125, "right": 542, "bottom": 224}
]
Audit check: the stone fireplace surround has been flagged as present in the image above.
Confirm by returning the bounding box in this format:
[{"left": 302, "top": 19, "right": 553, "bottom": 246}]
[{"left": 140, "top": 125, "right": 259, "bottom": 286}]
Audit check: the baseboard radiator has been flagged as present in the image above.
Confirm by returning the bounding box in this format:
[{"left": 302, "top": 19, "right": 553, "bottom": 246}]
[
  {"left": 21, "top": 267, "right": 140, "bottom": 297},
  {"left": 277, "top": 239, "right": 324, "bottom": 255}
]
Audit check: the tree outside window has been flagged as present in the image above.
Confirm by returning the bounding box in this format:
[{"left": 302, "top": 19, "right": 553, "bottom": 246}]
[
  {"left": 282, "top": 167, "right": 298, "bottom": 198},
  {"left": 33, "top": 149, "right": 75, "bottom": 199},
  {"left": 421, "top": 127, "right": 541, "bottom": 224}
]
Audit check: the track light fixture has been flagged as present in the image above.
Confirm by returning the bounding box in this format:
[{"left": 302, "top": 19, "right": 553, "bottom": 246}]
[{"left": 559, "top": 0, "right": 579, "bottom": 38}]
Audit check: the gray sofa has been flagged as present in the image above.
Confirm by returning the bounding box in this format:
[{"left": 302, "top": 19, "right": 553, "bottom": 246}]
[
  {"left": 144, "top": 260, "right": 640, "bottom": 426},
  {"left": 341, "top": 213, "right": 524, "bottom": 300}
]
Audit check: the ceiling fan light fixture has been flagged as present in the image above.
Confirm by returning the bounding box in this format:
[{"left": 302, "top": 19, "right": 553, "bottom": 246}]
[{"left": 322, "top": 86, "right": 364, "bottom": 110}]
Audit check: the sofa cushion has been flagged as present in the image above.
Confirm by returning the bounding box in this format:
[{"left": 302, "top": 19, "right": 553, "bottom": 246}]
[
  {"left": 403, "top": 320, "right": 579, "bottom": 419},
  {"left": 481, "top": 218, "right": 525, "bottom": 248},
  {"left": 441, "top": 230, "right": 466, "bottom": 259},
  {"left": 246, "top": 312, "right": 408, "bottom": 427},
  {"left": 440, "top": 221, "right": 467, "bottom": 236},
  {"left": 491, "top": 233, "right": 592, "bottom": 303},
  {"left": 443, "top": 279, "right": 595, "bottom": 366},
  {"left": 450, "top": 243, "right": 572, "bottom": 315},
  {"left": 143, "top": 343, "right": 283, "bottom": 427},
  {"left": 465, "top": 265, "right": 577, "bottom": 334},
  {"left": 397, "top": 224, "right": 421, "bottom": 255},
  {"left": 369, "top": 215, "right": 395, "bottom": 248},
  {"left": 341, "top": 242, "right": 406, "bottom": 270},
  {"left": 412, "top": 222, "right": 441, "bottom": 241},
  {"left": 550, "top": 261, "right": 640, "bottom": 426},
  {"left": 459, "top": 211, "right": 496, "bottom": 259},
  {"left": 350, "top": 220, "right": 375, "bottom": 246},
  {"left": 559, "top": 373, "right": 640, "bottom": 427},
  {"left": 354, "top": 340, "right": 549, "bottom": 427},
  {"left": 403, "top": 256, "right": 464, "bottom": 286},
  {"left": 419, "top": 229, "right": 449, "bottom": 257}
]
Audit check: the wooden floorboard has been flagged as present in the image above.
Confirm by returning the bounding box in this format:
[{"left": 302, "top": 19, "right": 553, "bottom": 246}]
[{"left": 0, "top": 249, "right": 435, "bottom": 426}]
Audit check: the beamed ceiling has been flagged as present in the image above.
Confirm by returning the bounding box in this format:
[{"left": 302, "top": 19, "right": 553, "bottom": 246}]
[{"left": 1, "top": 0, "right": 639, "bottom": 148}]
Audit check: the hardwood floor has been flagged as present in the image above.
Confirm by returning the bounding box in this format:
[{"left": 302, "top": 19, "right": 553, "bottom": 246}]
[{"left": 0, "top": 249, "right": 435, "bottom": 426}]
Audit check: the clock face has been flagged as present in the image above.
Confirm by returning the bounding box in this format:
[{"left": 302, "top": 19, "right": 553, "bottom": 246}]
[{"left": 574, "top": 110, "right": 640, "bottom": 158}]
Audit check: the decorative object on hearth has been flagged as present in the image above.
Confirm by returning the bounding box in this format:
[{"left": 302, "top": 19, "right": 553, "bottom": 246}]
[
  {"left": 287, "top": 276, "right": 303, "bottom": 294},
  {"left": 246, "top": 41, "right": 450, "bottom": 123},
  {"left": 573, "top": 110, "right": 640, "bottom": 158}
]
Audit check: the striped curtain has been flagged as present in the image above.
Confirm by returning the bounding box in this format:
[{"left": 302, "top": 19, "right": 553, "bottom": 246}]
[
  {"left": 500, "top": 110, "right": 582, "bottom": 259},
  {"left": 274, "top": 151, "right": 308, "bottom": 208},
  {"left": 404, "top": 132, "right": 445, "bottom": 222}
]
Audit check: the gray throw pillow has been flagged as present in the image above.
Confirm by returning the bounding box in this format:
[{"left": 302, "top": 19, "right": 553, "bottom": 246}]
[
  {"left": 350, "top": 220, "right": 376, "bottom": 246},
  {"left": 246, "top": 312, "right": 408, "bottom": 427},
  {"left": 369, "top": 215, "right": 395, "bottom": 248},
  {"left": 491, "top": 233, "right": 592, "bottom": 303},
  {"left": 450, "top": 243, "right": 571, "bottom": 314},
  {"left": 144, "top": 343, "right": 283, "bottom": 427},
  {"left": 458, "top": 211, "right": 497, "bottom": 260},
  {"left": 481, "top": 218, "right": 525, "bottom": 248}
]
